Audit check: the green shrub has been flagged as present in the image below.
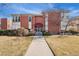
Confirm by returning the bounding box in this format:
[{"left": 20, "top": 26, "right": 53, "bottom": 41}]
[
  {"left": 43, "top": 31, "right": 50, "bottom": 36},
  {"left": 6, "top": 30, "right": 17, "bottom": 36},
  {"left": 0, "top": 30, "right": 5, "bottom": 35},
  {"left": 0, "top": 30, "right": 17, "bottom": 36},
  {"left": 27, "top": 32, "right": 34, "bottom": 36},
  {"left": 69, "top": 30, "right": 78, "bottom": 35}
]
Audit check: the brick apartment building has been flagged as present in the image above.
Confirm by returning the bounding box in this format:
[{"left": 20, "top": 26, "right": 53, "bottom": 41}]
[{"left": 0, "top": 10, "right": 69, "bottom": 34}]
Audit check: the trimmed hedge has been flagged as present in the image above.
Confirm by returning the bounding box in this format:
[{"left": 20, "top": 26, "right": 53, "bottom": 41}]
[
  {"left": 0, "top": 30, "right": 17, "bottom": 36},
  {"left": 43, "top": 31, "right": 51, "bottom": 36},
  {"left": 27, "top": 32, "right": 34, "bottom": 36},
  {"left": 0, "top": 30, "right": 34, "bottom": 36},
  {"left": 69, "top": 30, "right": 78, "bottom": 35}
]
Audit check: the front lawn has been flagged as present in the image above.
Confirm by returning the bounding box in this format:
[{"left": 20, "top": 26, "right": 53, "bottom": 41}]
[
  {"left": 46, "top": 35, "right": 79, "bottom": 56},
  {"left": 0, "top": 36, "right": 32, "bottom": 56}
]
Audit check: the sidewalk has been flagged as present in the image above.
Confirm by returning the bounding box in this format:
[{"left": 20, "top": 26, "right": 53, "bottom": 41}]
[{"left": 25, "top": 36, "right": 53, "bottom": 56}]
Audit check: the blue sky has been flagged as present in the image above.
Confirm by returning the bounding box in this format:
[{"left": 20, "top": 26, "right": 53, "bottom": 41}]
[{"left": 0, "top": 3, "right": 79, "bottom": 18}]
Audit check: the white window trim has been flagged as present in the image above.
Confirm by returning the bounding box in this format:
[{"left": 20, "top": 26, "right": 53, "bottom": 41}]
[
  {"left": 45, "top": 13, "right": 48, "bottom": 32},
  {"left": 28, "top": 15, "right": 32, "bottom": 30}
]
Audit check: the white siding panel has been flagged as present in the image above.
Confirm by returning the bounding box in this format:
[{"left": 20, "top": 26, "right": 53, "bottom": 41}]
[
  {"left": 12, "top": 22, "right": 20, "bottom": 29},
  {"left": 45, "top": 13, "right": 48, "bottom": 32},
  {"left": 28, "top": 22, "right": 32, "bottom": 29}
]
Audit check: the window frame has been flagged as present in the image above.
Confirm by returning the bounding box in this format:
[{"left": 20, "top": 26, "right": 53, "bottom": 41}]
[{"left": 28, "top": 15, "right": 32, "bottom": 22}]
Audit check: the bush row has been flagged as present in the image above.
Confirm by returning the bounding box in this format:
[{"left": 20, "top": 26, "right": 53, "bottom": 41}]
[
  {"left": 1, "top": 30, "right": 78, "bottom": 36},
  {"left": 67, "top": 30, "right": 79, "bottom": 35},
  {"left": 0, "top": 30, "right": 34, "bottom": 36},
  {"left": 0, "top": 30, "right": 17, "bottom": 36},
  {"left": 42, "top": 31, "right": 51, "bottom": 36}
]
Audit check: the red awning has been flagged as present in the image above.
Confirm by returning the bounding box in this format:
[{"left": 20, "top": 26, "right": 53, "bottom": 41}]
[{"left": 35, "top": 23, "right": 43, "bottom": 27}]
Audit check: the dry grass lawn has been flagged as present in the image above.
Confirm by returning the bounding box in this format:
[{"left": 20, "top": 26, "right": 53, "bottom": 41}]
[
  {"left": 0, "top": 36, "right": 32, "bottom": 56},
  {"left": 46, "top": 35, "right": 79, "bottom": 56}
]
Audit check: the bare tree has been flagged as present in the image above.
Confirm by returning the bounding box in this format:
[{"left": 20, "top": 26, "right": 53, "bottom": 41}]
[{"left": 64, "top": 20, "right": 70, "bottom": 34}]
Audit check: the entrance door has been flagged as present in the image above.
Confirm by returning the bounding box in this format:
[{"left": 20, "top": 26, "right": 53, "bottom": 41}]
[
  {"left": 35, "top": 27, "right": 42, "bottom": 32},
  {"left": 35, "top": 23, "right": 43, "bottom": 36},
  {"left": 35, "top": 23, "right": 43, "bottom": 32}
]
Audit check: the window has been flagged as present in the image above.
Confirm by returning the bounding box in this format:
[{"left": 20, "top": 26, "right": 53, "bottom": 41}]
[
  {"left": 77, "top": 24, "right": 79, "bottom": 26},
  {"left": 18, "top": 16, "right": 20, "bottom": 22},
  {"left": 17, "top": 16, "right": 20, "bottom": 22},
  {"left": 13, "top": 16, "right": 15, "bottom": 22},
  {"left": 13, "top": 16, "right": 20, "bottom": 22},
  {"left": 13, "top": 16, "right": 17, "bottom": 22},
  {"left": 77, "top": 24, "right": 79, "bottom": 29},
  {"left": 0, "top": 23, "right": 1, "bottom": 27},
  {"left": 28, "top": 16, "right": 32, "bottom": 22},
  {"left": 16, "top": 16, "right": 17, "bottom": 22}
]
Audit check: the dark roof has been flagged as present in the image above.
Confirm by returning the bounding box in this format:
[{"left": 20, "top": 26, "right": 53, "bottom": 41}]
[{"left": 11, "top": 13, "right": 43, "bottom": 16}]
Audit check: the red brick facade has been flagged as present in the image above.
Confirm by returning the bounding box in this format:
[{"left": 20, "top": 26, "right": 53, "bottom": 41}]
[
  {"left": 1, "top": 18, "right": 7, "bottom": 30},
  {"left": 20, "top": 15, "right": 28, "bottom": 29},
  {"left": 19, "top": 11, "right": 61, "bottom": 34},
  {"left": 32, "top": 16, "right": 36, "bottom": 32},
  {"left": 20, "top": 15, "right": 45, "bottom": 33},
  {"left": 48, "top": 11, "right": 61, "bottom": 34}
]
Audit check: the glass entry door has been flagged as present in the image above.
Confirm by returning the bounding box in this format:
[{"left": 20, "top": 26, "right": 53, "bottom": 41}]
[
  {"left": 35, "top": 23, "right": 43, "bottom": 36},
  {"left": 35, "top": 27, "right": 42, "bottom": 32},
  {"left": 35, "top": 27, "right": 42, "bottom": 36}
]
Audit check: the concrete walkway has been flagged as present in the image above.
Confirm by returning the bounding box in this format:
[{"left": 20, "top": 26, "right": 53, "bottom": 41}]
[{"left": 25, "top": 36, "right": 53, "bottom": 56}]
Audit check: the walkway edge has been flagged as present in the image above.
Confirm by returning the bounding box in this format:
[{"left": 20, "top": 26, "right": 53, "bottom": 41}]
[{"left": 44, "top": 37, "right": 56, "bottom": 56}]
